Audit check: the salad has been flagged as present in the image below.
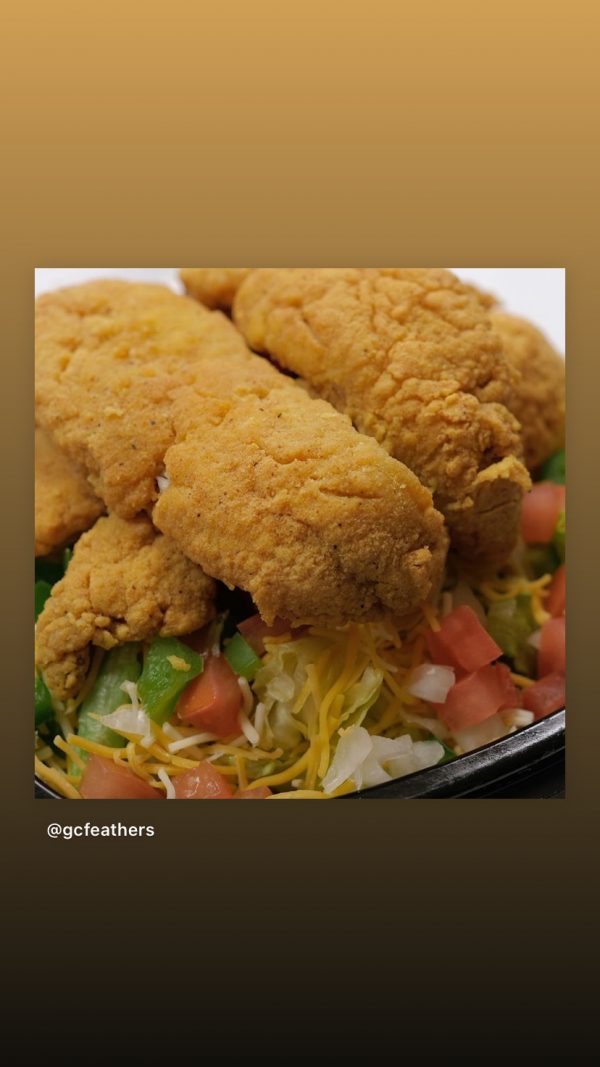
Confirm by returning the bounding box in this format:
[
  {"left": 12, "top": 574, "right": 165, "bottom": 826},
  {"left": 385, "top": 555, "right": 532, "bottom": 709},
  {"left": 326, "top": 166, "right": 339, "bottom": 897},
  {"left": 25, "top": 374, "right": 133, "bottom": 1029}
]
[{"left": 34, "top": 449, "right": 565, "bottom": 800}]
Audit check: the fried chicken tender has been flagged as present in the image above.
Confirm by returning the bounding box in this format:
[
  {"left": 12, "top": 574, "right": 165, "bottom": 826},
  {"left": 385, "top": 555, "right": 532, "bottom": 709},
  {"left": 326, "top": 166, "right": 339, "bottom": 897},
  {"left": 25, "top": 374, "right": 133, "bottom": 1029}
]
[
  {"left": 36, "top": 281, "right": 447, "bottom": 626},
  {"left": 35, "top": 427, "right": 104, "bottom": 556},
  {"left": 35, "top": 513, "right": 216, "bottom": 700},
  {"left": 232, "top": 268, "right": 531, "bottom": 562},
  {"left": 180, "top": 268, "right": 252, "bottom": 310},
  {"left": 491, "top": 311, "right": 565, "bottom": 471}
]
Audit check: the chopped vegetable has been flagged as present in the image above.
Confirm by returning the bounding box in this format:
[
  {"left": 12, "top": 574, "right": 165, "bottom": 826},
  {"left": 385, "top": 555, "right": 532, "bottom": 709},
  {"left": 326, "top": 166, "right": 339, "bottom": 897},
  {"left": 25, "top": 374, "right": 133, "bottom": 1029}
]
[
  {"left": 80, "top": 756, "right": 162, "bottom": 799},
  {"left": 545, "top": 564, "right": 565, "bottom": 617},
  {"left": 35, "top": 671, "right": 54, "bottom": 727},
  {"left": 75, "top": 645, "right": 141, "bottom": 763},
  {"left": 541, "top": 449, "right": 565, "bottom": 485},
  {"left": 523, "top": 673, "right": 565, "bottom": 719},
  {"left": 62, "top": 546, "right": 73, "bottom": 571},
  {"left": 521, "top": 482, "right": 565, "bottom": 544},
  {"left": 34, "top": 580, "right": 52, "bottom": 621},
  {"left": 434, "top": 663, "right": 519, "bottom": 732},
  {"left": 236, "top": 786, "right": 273, "bottom": 799},
  {"left": 486, "top": 595, "right": 536, "bottom": 675},
  {"left": 224, "top": 632, "right": 263, "bottom": 680},
  {"left": 138, "top": 636, "right": 204, "bottom": 725},
  {"left": 173, "top": 762, "right": 234, "bottom": 799},
  {"left": 453, "top": 713, "right": 509, "bottom": 754},
  {"left": 407, "top": 663, "right": 455, "bottom": 703},
  {"left": 238, "top": 614, "right": 295, "bottom": 656},
  {"left": 425, "top": 605, "right": 502, "bottom": 673},
  {"left": 176, "top": 653, "right": 242, "bottom": 737},
  {"left": 553, "top": 510, "right": 565, "bottom": 562},
  {"left": 538, "top": 616, "right": 565, "bottom": 677}
]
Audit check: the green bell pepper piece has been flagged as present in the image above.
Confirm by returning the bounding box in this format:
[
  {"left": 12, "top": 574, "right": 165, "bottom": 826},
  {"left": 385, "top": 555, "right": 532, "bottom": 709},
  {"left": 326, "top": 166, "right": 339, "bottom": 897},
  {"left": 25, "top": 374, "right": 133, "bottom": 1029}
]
[{"left": 138, "top": 636, "right": 204, "bottom": 725}]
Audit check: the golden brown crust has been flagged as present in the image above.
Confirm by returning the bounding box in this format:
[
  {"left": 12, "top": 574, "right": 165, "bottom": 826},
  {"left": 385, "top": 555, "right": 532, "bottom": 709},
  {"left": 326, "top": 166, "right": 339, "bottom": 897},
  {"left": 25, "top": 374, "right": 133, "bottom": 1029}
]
[
  {"left": 35, "top": 280, "right": 447, "bottom": 628},
  {"left": 35, "top": 427, "right": 104, "bottom": 557},
  {"left": 180, "top": 268, "right": 251, "bottom": 310},
  {"left": 35, "top": 513, "right": 216, "bottom": 700},
  {"left": 233, "top": 268, "right": 530, "bottom": 562},
  {"left": 491, "top": 311, "right": 565, "bottom": 471}
]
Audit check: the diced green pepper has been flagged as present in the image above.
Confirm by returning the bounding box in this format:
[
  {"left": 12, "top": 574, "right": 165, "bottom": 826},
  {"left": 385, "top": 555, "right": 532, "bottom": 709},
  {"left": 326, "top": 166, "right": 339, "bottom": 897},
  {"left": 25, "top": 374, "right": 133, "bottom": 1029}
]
[
  {"left": 35, "top": 580, "right": 52, "bottom": 621},
  {"left": 523, "top": 543, "right": 559, "bottom": 580},
  {"left": 74, "top": 644, "right": 142, "bottom": 767},
  {"left": 138, "top": 636, "right": 204, "bottom": 725},
  {"left": 35, "top": 671, "right": 54, "bottom": 727},
  {"left": 486, "top": 595, "right": 536, "bottom": 675},
  {"left": 436, "top": 738, "right": 457, "bottom": 764},
  {"left": 224, "top": 632, "right": 262, "bottom": 680},
  {"left": 541, "top": 449, "right": 565, "bottom": 484},
  {"left": 553, "top": 510, "right": 565, "bottom": 563}
]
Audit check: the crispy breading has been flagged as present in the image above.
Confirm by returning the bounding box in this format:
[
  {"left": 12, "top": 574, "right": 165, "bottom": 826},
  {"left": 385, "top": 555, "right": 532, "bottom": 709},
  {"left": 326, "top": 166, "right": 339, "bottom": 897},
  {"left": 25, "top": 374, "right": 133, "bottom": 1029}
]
[
  {"left": 35, "top": 427, "right": 104, "bottom": 557},
  {"left": 180, "top": 268, "right": 251, "bottom": 310},
  {"left": 35, "top": 513, "right": 216, "bottom": 700},
  {"left": 491, "top": 311, "right": 565, "bottom": 471},
  {"left": 36, "top": 281, "right": 447, "bottom": 626},
  {"left": 232, "top": 268, "right": 531, "bottom": 562}
]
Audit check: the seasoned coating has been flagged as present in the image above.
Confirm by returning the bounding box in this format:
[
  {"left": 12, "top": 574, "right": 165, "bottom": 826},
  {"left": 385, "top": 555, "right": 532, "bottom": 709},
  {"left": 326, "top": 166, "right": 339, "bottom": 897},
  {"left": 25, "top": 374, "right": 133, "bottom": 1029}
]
[
  {"left": 35, "top": 513, "right": 216, "bottom": 700},
  {"left": 233, "top": 268, "right": 531, "bottom": 562},
  {"left": 35, "top": 427, "right": 104, "bottom": 557},
  {"left": 180, "top": 268, "right": 251, "bottom": 310},
  {"left": 155, "top": 380, "right": 448, "bottom": 626},
  {"left": 491, "top": 311, "right": 565, "bottom": 471},
  {"left": 36, "top": 280, "right": 447, "bottom": 626}
]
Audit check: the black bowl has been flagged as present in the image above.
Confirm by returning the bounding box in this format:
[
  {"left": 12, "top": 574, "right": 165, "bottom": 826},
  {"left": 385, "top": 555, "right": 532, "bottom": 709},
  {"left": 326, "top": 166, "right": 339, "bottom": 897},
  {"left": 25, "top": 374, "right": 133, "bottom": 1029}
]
[{"left": 35, "top": 708, "right": 564, "bottom": 800}]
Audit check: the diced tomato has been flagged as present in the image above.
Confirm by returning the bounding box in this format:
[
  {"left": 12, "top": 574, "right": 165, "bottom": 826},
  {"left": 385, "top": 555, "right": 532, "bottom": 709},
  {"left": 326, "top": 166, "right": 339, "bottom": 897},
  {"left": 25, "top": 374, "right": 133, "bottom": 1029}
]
[
  {"left": 545, "top": 564, "right": 566, "bottom": 617},
  {"left": 173, "top": 762, "right": 234, "bottom": 799},
  {"left": 425, "top": 605, "right": 502, "bottom": 674},
  {"left": 236, "top": 786, "right": 273, "bottom": 799},
  {"left": 521, "top": 482, "right": 565, "bottom": 544},
  {"left": 176, "top": 653, "right": 242, "bottom": 737},
  {"left": 523, "top": 673, "right": 565, "bottom": 720},
  {"left": 434, "top": 663, "right": 519, "bottom": 732},
  {"left": 237, "top": 614, "right": 296, "bottom": 656},
  {"left": 539, "top": 616, "right": 566, "bottom": 677},
  {"left": 80, "top": 756, "right": 163, "bottom": 799}
]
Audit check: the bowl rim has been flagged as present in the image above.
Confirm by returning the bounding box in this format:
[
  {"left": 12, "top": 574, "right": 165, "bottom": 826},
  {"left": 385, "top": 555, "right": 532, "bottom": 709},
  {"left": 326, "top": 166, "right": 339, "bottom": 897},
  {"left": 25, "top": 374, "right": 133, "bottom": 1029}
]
[{"left": 34, "top": 708, "right": 565, "bottom": 800}]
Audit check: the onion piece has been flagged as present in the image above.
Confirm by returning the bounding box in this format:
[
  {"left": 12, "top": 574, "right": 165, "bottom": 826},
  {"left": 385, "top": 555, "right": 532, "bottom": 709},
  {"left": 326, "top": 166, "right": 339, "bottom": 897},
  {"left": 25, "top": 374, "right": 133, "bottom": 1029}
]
[
  {"left": 527, "top": 629, "right": 542, "bottom": 649},
  {"left": 406, "top": 663, "right": 455, "bottom": 703}
]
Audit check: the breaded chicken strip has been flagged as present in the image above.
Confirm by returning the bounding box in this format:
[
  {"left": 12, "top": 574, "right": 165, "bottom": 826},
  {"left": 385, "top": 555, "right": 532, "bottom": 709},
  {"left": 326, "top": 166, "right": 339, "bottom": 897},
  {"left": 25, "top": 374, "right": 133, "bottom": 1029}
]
[
  {"left": 35, "top": 427, "right": 104, "bottom": 557},
  {"left": 491, "top": 312, "right": 565, "bottom": 471},
  {"left": 36, "top": 281, "right": 447, "bottom": 626},
  {"left": 232, "top": 268, "right": 531, "bottom": 562},
  {"left": 180, "top": 268, "right": 251, "bottom": 310},
  {"left": 35, "top": 513, "right": 216, "bottom": 700}
]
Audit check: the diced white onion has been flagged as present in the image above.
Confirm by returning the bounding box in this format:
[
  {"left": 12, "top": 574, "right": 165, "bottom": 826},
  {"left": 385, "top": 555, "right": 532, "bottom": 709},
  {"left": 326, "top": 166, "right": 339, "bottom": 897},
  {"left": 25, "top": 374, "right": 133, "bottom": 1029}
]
[
  {"left": 453, "top": 714, "right": 507, "bottom": 753},
  {"left": 322, "top": 726, "right": 373, "bottom": 793},
  {"left": 167, "top": 732, "right": 217, "bottom": 753},
  {"left": 100, "top": 704, "right": 151, "bottom": 738},
  {"left": 503, "top": 708, "right": 535, "bottom": 729},
  {"left": 239, "top": 710, "right": 260, "bottom": 746},
  {"left": 157, "top": 767, "right": 176, "bottom": 799},
  {"left": 527, "top": 629, "right": 542, "bottom": 650},
  {"left": 237, "top": 676, "right": 254, "bottom": 716},
  {"left": 407, "top": 663, "right": 455, "bottom": 703},
  {"left": 156, "top": 474, "right": 170, "bottom": 493}
]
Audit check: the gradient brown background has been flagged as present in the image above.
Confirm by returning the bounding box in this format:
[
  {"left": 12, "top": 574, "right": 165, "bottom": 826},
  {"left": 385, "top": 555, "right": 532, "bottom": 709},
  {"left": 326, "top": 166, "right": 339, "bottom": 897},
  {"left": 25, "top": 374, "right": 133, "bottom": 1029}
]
[{"left": 3, "top": 0, "right": 598, "bottom": 1053}]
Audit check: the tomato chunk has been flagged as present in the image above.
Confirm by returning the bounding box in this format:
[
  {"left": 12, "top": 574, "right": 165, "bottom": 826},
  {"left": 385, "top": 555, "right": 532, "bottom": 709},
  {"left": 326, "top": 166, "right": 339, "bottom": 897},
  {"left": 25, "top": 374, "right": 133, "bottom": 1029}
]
[
  {"left": 545, "top": 564, "right": 566, "bottom": 617},
  {"left": 523, "top": 673, "right": 565, "bottom": 719},
  {"left": 176, "top": 653, "right": 242, "bottom": 737},
  {"left": 173, "top": 762, "right": 234, "bottom": 799},
  {"left": 237, "top": 614, "right": 296, "bottom": 656},
  {"left": 539, "top": 616, "right": 565, "bottom": 677},
  {"left": 434, "top": 663, "right": 519, "bottom": 733},
  {"left": 236, "top": 786, "right": 273, "bottom": 799},
  {"left": 80, "top": 756, "right": 162, "bottom": 799},
  {"left": 521, "top": 482, "right": 565, "bottom": 544},
  {"left": 425, "top": 605, "right": 502, "bottom": 674}
]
